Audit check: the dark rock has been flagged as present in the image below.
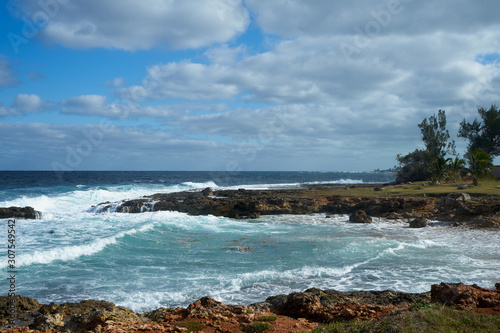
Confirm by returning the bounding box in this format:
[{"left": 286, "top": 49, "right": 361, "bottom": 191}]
[
  {"left": 276, "top": 292, "right": 328, "bottom": 322},
  {"left": 349, "top": 210, "right": 372, "bottom": 223},
  {"left": 187, "top": 296, "right": 222, "bottom": 310},
  {"left": 0, "top": 295, "right": 41, "bottom": 326},
  {"left": 409, "top": 217, "right": 427, "bottom": 228},
  {"left": 92, "top": 187, "right": 500, "bottom": 230},
  {"left": 202, "top": 187, "right": 213, "bottom": 196},
  {"left": 385, "top": 212, "right": 404, "bottom": 220},
  {"left": 0, "top": 206, "right": 41, "bottom": 219}
]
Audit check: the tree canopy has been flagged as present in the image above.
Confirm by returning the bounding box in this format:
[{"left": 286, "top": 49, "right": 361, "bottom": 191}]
[
  {"left": 417, "top": 109, "right": 456, "bottom": 158},
  {"left": 466, "top": 148, "right": 494, "bottom": 186},
  {"left": 458, "top": 104, "right": 500, "bottom": 156}
]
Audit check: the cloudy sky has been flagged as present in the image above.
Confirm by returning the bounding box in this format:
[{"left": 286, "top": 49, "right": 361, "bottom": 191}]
[{"left": 1, "top": 0, "right": 499, "bottom": 171}]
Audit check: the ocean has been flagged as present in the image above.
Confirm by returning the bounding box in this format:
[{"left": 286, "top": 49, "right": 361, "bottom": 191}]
[{"left": 1, "top": 171, "right": 499, "bottom": 313}]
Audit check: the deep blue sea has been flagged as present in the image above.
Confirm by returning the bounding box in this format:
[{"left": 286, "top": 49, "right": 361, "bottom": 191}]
[{"left": 1, "top": 171, "right": 499, "bottom": 312}]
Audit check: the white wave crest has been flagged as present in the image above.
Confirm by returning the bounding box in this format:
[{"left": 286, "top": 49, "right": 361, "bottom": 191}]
[
  {"left": 181, "top": 181, "right": 219, "bottom": 189},
  {"left": 2, "top": 224, "right": 155, "bottom": 268}
]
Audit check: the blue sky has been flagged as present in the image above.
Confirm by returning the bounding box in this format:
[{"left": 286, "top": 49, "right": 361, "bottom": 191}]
[{"left": 1, "top": 0, "right": 499, "bottom": 171}]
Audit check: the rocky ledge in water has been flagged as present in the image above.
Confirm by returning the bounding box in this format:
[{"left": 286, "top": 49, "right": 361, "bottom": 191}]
[
  {"left": 0, "top": 206, "right": 42, "bottom": 220},
  {"left": 1, "top": 283, "right": 499, "bottom": 333},
  {"left": 93, "top": 186, "right": 500, "bottom": 229}
]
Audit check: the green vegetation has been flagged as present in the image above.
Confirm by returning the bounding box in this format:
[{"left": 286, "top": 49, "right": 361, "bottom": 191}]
[
  {"left": 310, "top": 305, "right": 500, "bottom": 333},
  {"left": 306, "top": 180, "right": 499, "bottom": 198},
  {"left": 449, "top": 156, "right": 466, "bottom": 182},
  {"left": 248, "top": 322, "right": 271, "bottom": 332},
  {"left": 179, "top": 321, "right": 205, "bottom": 332},
  {"left": 259, "top": 315, "right": 277, "bottom": 322},
  {"left": 418, "top": 109, "right": 456, "bottom": 158},
  {"left": 396, "top": 107, "right": 498, "bottom": 186},
  {"left": 397, "top": 110, "right": 456, "bottom": 183},
  {"left": 459, "top": 104, "right": 500, "bottom": 156},
  {"left": 466, "top": 148, "right": 495, "bottom": 186}
]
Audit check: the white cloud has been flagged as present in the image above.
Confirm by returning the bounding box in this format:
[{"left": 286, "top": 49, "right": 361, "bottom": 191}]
[
  {"left": 245, "top": 0, "right": 500, "bottom": 37},
  {"left": 14, "top": 0, "right": 249, "bottom": 50},
  {"left": 61, "top": 95, "right": 117, "bottom": 116},
  {"left": 12, "top": 94, "right": 53, "bottom": 112}
]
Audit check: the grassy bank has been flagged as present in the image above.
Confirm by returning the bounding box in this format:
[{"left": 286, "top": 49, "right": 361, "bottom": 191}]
[
  {"left": 311, "top": 304, "right": 500, "bottom": 333},
  {"left": 305, "top": 180, "right": 499, "bottom": 198}
]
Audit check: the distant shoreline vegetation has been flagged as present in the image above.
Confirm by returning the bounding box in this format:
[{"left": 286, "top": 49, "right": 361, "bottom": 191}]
[{"left": 395, "top": 105, "right": 499, "bottom": 185}]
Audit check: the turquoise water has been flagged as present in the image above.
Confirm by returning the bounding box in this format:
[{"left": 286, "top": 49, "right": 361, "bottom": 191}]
[{"left": 1, "top": 171, "right": 499, "bottom": 312}]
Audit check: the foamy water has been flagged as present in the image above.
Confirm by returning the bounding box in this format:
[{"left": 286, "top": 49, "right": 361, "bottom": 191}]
[{"left": 1, "top": 171, "right": 498, "bottom": 313}]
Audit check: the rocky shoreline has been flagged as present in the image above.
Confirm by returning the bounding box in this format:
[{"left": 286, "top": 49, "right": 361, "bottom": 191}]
[
  {"left": 2, "top": 184, "right": 499, "bottom": 332},
  {"left": 91, "top": 184, "right": 500, "bottom": 229},
  {"left": 1, "top": 283, "right": 499, "bottom": 332}
]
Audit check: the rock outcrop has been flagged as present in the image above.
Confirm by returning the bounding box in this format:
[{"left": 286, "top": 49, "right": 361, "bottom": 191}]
[
  {"left": 431, "top": 282, "right": 500, "bottom": 314},
  {"left": 409, "top": 217, "right": 428, "bottom": 228},
  {"left": 90, "top": 186, "right": 500, "bottom": 229},
  {"left": 0, "top": 206, "right": 41, "bottom": 220},
  {"left": 349, "top": 210, "right": 373, "bottom": 223},
  {"left": 2, "top": 283, "right": 499, "bottom": 332}
]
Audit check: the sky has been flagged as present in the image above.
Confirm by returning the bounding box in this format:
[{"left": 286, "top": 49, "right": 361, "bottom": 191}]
[{"left": 0, "top": 0, "right": 499, "bottom": 172}]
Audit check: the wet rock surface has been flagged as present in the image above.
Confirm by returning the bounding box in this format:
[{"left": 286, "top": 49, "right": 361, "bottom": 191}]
[
  {"left": 0, "top": 206, "right": 41, "bottom": 220},
  {"left": 2, "top": 284, "right": 499, "bottom": 332},
  {"left": 349, "top": 210, "right": 373, "bottom": 223},
  {"left": 92, "top": 186, "right": 500, "bottom": 229}
]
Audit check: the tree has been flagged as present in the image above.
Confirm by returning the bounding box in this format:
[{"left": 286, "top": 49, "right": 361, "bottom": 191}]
[
  {"left": 448, "top": 156, "right": 466, "bottom": 183},
  {"left": 459, "top": 105, "right": 500, "bottom": 156},
  {"left": 466, "top": 148, "right": 494, "bottom": 186},
  {"left": 396, "top": 110, "right": 456, "bottom": 183},
  {"left": 395, "top": 149, "right": 434, "bottom": 183},
  {"left": 418, "top": 109, "right": 456, "bottom": 158},
  {"left": 433, "top": 156, "right": 451, "bottom": 181}
]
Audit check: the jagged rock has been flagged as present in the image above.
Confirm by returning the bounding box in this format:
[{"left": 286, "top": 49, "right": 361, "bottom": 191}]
[
  {"left": 409, "top": 217, "right": 427, "bottom": 228},
  {"left": 386, "top": 212, "right": 404, "bottom": 220},
  {"left": 431, "top": 282, "right": 500, "bottom": 311},
  {"left": 31, "top": 299, "right": 140, "bottom": 333},
  {"left": 276, "top": 292, "right": 328, "bottom": 322},
  {"left": 32, "top": 313, "right": 64, "bottom": 331},
  {"left": 349, "top": 210, "right": 372, "bottom": 223},
  {"left": 0, "top": 295, "right": 41, "bottom": 326},
  {"left": 202, "top": 187, "right": 213, "bottom": 196},
  {"left": 92, "top": 187, "right": 499, "bottom": 230},
  {"left": 187, "top": 296, "right": 223, "bottom": 310},
  {"left": 0, "top": 206, "right": 41, "bottom": 219}
]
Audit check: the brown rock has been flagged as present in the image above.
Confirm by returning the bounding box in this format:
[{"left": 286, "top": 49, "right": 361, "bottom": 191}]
[
  {"left": 431, "top": 282, "right": 500, "bottom": 312},
  {"left": 202, "top": 187, "right": 213, "bottom": 196},
  {"left": 349, "top": 210, "right": 373, "bottom": 223}
]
